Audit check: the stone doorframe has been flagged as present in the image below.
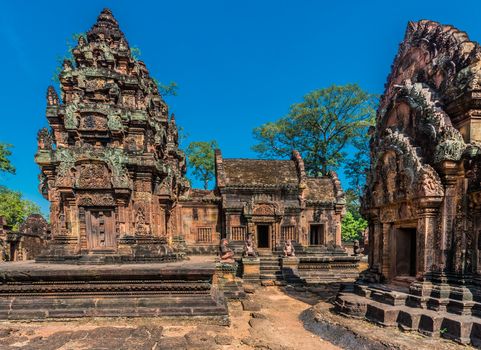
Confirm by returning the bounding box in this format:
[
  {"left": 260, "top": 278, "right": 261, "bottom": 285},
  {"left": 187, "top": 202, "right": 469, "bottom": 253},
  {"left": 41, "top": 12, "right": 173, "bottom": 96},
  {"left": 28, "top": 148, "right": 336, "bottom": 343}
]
[{"left": 247, "top": 216, "right": 280, "bottom": 251}]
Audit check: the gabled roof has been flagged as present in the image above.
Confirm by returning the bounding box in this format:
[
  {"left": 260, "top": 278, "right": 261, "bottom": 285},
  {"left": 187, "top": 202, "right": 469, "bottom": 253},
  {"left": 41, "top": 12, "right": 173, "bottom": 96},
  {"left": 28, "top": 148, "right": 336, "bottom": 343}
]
[
  {"left": 222, "top": 159, "right": 299, "bottom": 187},
  {"left": 305, "top": 178, "right": 336, "bottom": 202}
]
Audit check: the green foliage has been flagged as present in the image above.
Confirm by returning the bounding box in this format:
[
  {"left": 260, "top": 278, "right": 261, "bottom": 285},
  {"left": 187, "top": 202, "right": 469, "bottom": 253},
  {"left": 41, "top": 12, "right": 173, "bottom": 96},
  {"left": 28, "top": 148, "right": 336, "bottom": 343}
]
[
  {"left": 130, "top": 46, "right": 142, "bottom": 60},
  {"left": 0, "top": 143, "right": 15, "bottom": 175},
  {"left": 186, "top": 140, "right": 219, "bottom": 190},
  {"left": 344, "top": 189, "right": 361, "bottom": 218},
  {"left": 51, "top": 33, "right": 86, "bottom": 83},
  {"left": 0, "top": 187, "right": 41, "bottom": 230},
  {"left": 344, "top": 129, "right": 373, "bottom": 198},
  {"left": 152, "top": 78, "right": 178, "bottom": 97},
  {"left": 341, "top": 210, "right": 367, "bottom": 242},
  {"left": 128, "top": 46, "right": 178, "bottom": 97},
  {"left": 252, "top": 84, "right": 377, "bottom": 176}
]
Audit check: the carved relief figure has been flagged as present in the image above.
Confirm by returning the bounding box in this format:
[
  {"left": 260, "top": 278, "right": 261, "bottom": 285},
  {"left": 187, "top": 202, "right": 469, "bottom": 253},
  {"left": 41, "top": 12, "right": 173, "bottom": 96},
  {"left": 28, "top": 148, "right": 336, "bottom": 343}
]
[
  {"left": 283, "top": 239, "right": 295, "bottom": 257},
  {"left": 243, "top": 233, "right": 257, "bottom": 257},
  {"left": 219, "top": 238, "right": 235, "bottom": 263}
]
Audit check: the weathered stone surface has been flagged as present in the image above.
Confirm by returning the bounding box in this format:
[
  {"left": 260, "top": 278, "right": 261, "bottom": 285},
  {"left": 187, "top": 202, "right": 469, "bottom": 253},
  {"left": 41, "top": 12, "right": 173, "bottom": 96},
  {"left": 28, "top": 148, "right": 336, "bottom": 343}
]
[
  {"left": 333, "top": 18, "right": 481, "bottom": 348},
  {"left": 214, "top": 334, "right": 234, "bottom": 345},
  {"left": 261, "top": 280, "right": 275, "bottom": 287},
  {"left": 0, "top": 258, "right": 228, "bottom": 321},
  {"left": 244, "top": 284, "right": 256, "bottom": 294},
  {"left": 242, "top": 299, "right": 261, "bottom": 312},
  {"left": 159, "top": 336, "right": 188, "bottom": 350},
  {"left": 36, "top": 8, "right": 188, "bottom": 263},
  {"left": 251, "top": 312, "right": 267, "bottom": 319},
  {"left": 184, "top": 330, "right": 218, "bottom": 349}
]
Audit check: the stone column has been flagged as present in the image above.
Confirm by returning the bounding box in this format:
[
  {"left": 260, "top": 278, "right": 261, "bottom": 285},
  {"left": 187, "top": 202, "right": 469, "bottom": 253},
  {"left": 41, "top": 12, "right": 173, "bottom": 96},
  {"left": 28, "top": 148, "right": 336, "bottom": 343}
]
[
  {"left": 381, "top": 223, "right": 391, "bottom": 280},
  {"left": 225, "top": 212, "right": 231, "bottom": 241},
  {"left": 473, "top": 203, "right": 481, "bottom": 275},
  {"left": 335, "top": 204, "right": 343, "bottom": 246},
  {"left": 416, "top": 201, "right": 439, "bottom": 277},
  {"left": 369, "top": 217, "right": 381, "bottom": 272},
  {"left": 440, "top": 176, "right": 459, "bottom": 271},
  {"left": 469, "top": 191, "right": 481, "bottom": 274}
]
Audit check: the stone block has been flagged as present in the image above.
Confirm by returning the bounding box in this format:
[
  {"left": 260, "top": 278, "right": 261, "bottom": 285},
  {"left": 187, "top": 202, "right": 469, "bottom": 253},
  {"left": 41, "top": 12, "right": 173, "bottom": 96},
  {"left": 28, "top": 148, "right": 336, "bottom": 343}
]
[
  {"left": 418, "top": 313, "right": 443, "bottom": 337},
  {"left": 261, "top": 280, "right": 275, "bottom": 287},
  {"left": 397, "top": 309, "right": 421, "bottom": 331},
  {"left": 470, "top": 321, "right": 481, "bottom": 347},
  {"left": 215, "top": 334, "right": 234, "bottom": 345},
  {"left": 426, "top": 298, "right": 448, "bottom": 312},
  {"left": 242, "top": 257, "right": 260, "bottom": 282},
  {"left": 334, "top": 294, "right": 368, "bottom": 318},
  {"left": 353, "top": 284, "right": 371, "bottom": 298},
  {"left": 251, "top": 312, "right": 267, "bottom": 319},
  {"left": 184, "top": 330, "right": 217, "bottom": 349},
  {"left": 365, "top": 303, "right": 400, "bottom": 327},
  {"left": 447, "top": 300, "right": 475, "bottom": 316},
  {"left": 244, "top": 284, "right": 256, "bottom": 294},
  {"left": 242, "top": 299, "right": 261, "bottom": 312},
  {"left": 441, "top": 317, "right": 473, "bottom": 344}
]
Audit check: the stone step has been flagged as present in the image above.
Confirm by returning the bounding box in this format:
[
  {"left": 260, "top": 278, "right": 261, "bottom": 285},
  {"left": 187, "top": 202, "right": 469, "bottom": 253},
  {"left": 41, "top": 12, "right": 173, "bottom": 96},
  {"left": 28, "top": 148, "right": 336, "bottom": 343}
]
[
  {"left": 335, "top": 292, "right": 481, "bottom": 346},
  {"left": 260, "top": 263, "right": 280, "bottom": 267},
  {"left": 354, "top": 283, "right": 481, "bottom": 317}
]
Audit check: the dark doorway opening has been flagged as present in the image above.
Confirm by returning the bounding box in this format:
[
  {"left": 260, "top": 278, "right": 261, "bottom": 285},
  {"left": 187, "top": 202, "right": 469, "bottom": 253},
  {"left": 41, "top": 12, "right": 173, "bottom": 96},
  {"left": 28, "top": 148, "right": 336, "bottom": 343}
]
[
  {"left": 257, "top": 225, "right": 270, "bottom": 248},
  {"left": 395, "top": 228, "right": 416, "bottom": 277},
  {"left": 310, "top": 224, "right": 324, "bottom": 245}
]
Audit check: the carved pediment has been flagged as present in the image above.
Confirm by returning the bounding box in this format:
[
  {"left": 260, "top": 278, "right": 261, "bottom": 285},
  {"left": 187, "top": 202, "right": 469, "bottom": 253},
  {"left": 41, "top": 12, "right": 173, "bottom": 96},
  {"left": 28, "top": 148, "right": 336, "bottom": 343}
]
[
  {"left": 76, "top": 162, "right": 111, "bottom": 189},
  {"left": 243, "top": 197, "right": 283, "bottom": 217},
  {"left": 77, "top": 193, "right": 115, "bottom": 206},
  {"left": 79, "top": 114, "right": 108, "bottom": 130},
  {"left": 368, "top": 130, "right": 444, "bottom": 208},
  {"left": 253, "top": 203, "right": 275, "bottom": 216}
]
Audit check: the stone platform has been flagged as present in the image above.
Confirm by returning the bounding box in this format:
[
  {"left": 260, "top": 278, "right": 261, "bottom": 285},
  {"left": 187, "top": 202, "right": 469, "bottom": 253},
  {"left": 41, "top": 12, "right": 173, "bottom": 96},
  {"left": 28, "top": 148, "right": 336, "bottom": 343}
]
[
  {"left": 335, "top": 282, "right": 481, "bottom": 346},
  {"left": 0, "top": 256, "right": 228, "bottom": 323}
]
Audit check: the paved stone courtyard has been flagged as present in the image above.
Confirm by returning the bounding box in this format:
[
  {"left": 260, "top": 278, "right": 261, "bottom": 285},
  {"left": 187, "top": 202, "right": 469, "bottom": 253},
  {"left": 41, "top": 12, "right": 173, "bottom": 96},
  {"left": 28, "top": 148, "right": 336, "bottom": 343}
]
[{"left": 0, "top": 285, "right": 470, "bottom": 350}]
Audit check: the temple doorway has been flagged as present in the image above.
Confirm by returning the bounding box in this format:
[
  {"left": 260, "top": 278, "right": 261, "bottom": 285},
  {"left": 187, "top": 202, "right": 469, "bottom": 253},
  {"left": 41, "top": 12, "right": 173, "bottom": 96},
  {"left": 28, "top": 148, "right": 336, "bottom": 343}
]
[
  {"left": 85, "top": 209, "right": 116, "bottom": 250},
  {"left": 257, "top": 225, "right": 270, "bottom": 249},
  {"left": 395, "top": 228, "right": 416, "bottom": 277},
  {"left": 309, "top": 224, "right": 324, "bottom": 245}
]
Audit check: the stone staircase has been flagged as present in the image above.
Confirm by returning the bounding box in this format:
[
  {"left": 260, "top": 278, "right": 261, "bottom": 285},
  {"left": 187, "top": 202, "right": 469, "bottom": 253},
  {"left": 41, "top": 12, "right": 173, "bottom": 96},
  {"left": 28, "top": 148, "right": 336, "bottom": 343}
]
[
  {"left": 335, "top": 283, "right": 481, "bottom": 346},
  {"left": 259, "top": 254, "right": 283, "bottom": 283}
]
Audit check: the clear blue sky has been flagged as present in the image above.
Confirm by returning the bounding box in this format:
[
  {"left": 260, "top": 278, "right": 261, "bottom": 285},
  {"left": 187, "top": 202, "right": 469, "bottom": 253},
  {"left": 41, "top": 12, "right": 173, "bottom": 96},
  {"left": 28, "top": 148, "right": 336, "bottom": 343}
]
[{"left": 1, "top": 0, "right": 480, "bottom": 215}]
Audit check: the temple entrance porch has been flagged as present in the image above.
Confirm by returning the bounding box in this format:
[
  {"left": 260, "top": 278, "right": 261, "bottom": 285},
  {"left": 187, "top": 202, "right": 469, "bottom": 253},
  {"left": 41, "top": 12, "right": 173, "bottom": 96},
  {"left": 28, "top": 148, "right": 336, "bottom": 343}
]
[
  {"left": 256, "top": 224, "right": 270, "bottom": 249},
  {"left": 309, "top": 224, "right": 325, "bottom": 246},
  {"left": 394, "top": 227, "right": 416, "bottom": 278},
  {"left": 85, "top": 208, "right": 116, "bottom": 251}
]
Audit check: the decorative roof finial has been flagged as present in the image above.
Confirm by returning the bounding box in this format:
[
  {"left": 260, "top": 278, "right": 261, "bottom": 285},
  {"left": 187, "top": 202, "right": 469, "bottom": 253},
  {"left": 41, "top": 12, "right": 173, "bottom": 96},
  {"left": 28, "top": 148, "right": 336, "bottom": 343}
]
[{"left": 46, "top": 86, "right": 59, "bottom": 106}]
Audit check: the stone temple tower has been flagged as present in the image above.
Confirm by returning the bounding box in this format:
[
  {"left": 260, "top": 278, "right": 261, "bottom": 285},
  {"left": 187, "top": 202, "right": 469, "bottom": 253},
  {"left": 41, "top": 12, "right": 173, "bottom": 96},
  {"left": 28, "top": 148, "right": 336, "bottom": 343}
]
[{"left": 35, "top": 8, "right": 189, "bottom": 262}]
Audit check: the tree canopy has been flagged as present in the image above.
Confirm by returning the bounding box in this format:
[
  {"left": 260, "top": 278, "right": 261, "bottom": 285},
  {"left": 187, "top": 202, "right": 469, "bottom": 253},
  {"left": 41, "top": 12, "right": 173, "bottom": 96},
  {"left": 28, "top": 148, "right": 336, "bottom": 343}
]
[
  {"left": 341, "top": 209, "right": 367, "bottom": 242},
  {"left": 252, "top": 84, "right": 376, "bottom": 176},
  {"left": 0, "top": 142, "right": 42, "bottom": 229},
  {"left": 186, "top": 140, "right": 219, "bottom": 190},
  {"left": 0, "top": 143, "right": 15, "bottom": 175},
  {"left": 0, "top": 187, "right": 41, "bottom": 230}
]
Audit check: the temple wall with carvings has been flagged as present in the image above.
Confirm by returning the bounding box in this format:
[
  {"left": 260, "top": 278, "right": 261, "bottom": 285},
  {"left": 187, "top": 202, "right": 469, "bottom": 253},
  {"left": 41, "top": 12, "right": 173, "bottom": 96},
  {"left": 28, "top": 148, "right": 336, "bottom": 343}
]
[
  {"left": 363, "top": 20, "right": 481, "bottom": 283},
  {"left": 32, "top": 9, "right": 349, "bottom": 261}
]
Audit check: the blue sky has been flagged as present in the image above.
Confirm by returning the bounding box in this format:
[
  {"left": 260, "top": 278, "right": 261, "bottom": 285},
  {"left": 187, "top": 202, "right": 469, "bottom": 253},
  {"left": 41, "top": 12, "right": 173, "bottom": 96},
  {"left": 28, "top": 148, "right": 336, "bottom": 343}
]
[{"left": 1, "top": 0, "right": 481, "bottom": 215}]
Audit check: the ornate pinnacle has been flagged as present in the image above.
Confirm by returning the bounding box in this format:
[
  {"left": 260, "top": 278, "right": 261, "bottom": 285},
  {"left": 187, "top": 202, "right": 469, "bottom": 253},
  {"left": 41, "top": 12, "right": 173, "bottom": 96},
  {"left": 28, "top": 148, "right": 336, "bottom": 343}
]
[
  {"left": 46, "top": 86, "right": 59, "bottom": 106},
  {"left": 97, "top": 8, "right": 119, "bottom": 27},
  {"left": 87, "top": 8, "right": 125, "bottom": 44}
]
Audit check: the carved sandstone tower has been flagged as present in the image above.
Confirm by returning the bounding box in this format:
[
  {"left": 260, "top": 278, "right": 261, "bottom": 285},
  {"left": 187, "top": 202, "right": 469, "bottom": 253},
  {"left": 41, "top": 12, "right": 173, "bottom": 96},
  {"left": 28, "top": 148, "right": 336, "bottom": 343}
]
[
  {"left": 35, "top": 9, "right": 189, "bottom": 262},
  {"left": 335, "top": 21, "right": 481, "bottom": 345}
]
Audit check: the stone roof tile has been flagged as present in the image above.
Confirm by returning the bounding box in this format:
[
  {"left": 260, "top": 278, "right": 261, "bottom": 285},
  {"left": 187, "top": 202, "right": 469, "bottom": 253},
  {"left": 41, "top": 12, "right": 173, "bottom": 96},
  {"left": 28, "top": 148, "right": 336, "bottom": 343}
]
[{"left": 222, "top": 159, "right": 298, "bottom": 186}]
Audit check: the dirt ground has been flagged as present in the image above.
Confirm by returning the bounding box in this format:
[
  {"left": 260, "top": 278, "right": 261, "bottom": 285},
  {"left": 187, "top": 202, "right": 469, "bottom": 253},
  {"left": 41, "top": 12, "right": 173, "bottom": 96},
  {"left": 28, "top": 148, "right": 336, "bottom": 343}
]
[{"left": 0, "top": 285, "right": 469, "bottom": 350}]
